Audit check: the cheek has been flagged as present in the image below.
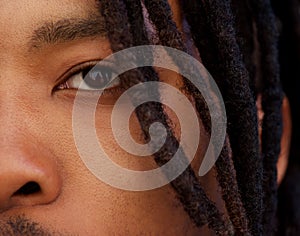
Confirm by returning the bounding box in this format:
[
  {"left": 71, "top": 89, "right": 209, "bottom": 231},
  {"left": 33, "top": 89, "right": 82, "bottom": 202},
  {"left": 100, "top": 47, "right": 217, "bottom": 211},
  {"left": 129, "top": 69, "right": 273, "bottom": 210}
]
[
  {"left": 94, "top": 104, "right": 159, "bottom": 171},
  {"left": 277, "top": 97, "right": 292, "bottom": 184},
  {"left": 38, "top": 74, "right": 210, "bottom": 234},
  {"left": 32, "top": 101, "right": 204, "bottom": 234}
]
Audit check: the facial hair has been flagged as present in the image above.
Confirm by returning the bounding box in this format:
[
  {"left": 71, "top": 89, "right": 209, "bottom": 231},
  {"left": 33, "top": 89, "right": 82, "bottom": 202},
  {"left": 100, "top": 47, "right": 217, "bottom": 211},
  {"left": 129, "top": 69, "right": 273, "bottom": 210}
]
[{"left": 0, "top": 215, "right": 65, "bottom": 236}]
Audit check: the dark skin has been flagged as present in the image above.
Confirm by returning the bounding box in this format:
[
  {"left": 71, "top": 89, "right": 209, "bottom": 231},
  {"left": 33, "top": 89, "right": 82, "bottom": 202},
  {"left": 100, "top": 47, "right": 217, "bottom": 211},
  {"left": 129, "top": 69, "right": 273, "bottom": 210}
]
[
  {"left": 0, "top": 0, "right": 291, "bottom": 235},
  {"left": 0, "top": 1, "right": 208, "bottom": 235}
]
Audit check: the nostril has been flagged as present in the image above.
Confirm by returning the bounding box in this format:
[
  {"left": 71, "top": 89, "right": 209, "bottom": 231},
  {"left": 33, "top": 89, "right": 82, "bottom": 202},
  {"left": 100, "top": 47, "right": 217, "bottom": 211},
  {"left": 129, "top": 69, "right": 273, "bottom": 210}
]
[{"left": 13, "top": 181, "right": 41, "bottom": 196}]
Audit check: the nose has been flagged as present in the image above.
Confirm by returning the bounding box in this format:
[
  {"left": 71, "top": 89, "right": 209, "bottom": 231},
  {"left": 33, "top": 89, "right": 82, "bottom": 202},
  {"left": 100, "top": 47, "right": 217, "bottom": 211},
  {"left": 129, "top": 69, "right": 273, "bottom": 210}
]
[
  {"left": 0, "top": 141, "right": 62, "bottom": 213},
  {"left": 0, "top": 67, "right": 64, "bottom": 213}
]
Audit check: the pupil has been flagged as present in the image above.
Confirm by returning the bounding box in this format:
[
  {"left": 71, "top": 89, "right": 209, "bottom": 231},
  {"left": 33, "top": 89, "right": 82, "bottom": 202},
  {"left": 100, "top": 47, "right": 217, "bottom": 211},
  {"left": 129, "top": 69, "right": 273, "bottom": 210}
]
[{"left": 83, "top": 66, "right": 113, "bottom": 89}]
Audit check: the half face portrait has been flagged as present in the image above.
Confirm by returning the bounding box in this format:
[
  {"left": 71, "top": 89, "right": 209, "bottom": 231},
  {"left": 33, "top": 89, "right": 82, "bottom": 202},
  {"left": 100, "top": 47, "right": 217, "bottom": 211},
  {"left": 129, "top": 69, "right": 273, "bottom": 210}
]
[{"left": 0, "top": 0, "right": 297, "bottom": 235}]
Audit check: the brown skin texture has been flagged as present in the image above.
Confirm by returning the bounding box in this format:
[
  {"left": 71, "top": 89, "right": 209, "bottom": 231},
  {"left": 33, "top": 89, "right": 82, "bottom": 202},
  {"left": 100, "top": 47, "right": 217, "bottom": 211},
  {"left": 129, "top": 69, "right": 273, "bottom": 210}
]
[
  {"left": 0, "top": 0, "right": 291, "bottom": 235},
  {"left": 0, "top": 0, "right": 209, "bottom": 235}
]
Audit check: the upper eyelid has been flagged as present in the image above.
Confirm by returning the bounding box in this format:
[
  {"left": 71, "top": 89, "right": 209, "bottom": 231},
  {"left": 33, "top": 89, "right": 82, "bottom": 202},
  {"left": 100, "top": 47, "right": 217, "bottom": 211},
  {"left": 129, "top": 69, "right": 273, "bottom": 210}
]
[
  {"left": 58, "top": 59, "right": 120, "bottom": 84},
  {"left": 54, "top": 60, "right": 101, "bottom": 87},
  {"left": 54, "top": 60, "right": 123, "bottom": 93}
]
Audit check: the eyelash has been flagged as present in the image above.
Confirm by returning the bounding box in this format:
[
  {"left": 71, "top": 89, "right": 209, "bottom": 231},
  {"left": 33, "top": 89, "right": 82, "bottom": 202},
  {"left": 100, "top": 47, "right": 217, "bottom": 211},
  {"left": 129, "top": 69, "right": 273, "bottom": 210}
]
[{"left": 55, "top": 61, "right": 122, "bottom": 94}]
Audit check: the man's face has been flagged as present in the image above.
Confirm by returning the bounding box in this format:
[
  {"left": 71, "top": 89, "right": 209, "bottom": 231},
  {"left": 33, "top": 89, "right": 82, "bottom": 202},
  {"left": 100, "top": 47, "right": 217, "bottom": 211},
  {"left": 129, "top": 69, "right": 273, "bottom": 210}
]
[
  {"left": 0, "top": 1, "right": 208, "bottom": 235},
  {"left": 0, "top": 0, "right": 292, "bottom": 235}
]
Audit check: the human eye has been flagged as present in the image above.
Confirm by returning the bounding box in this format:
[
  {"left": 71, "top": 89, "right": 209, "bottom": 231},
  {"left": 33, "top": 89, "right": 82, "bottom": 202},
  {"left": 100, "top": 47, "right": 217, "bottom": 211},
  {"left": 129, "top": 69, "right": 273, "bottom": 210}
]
[{"left": 55, "top": 61, "right": 120, "bottom": 92}]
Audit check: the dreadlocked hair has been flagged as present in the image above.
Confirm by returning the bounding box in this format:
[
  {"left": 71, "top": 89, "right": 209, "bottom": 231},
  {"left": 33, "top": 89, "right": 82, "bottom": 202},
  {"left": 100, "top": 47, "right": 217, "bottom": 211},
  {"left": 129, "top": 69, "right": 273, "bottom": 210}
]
[
  {"left": 126, "top": 0, "right": 249, "bottom": 234},
  {"left": 99, "top": 0, "right": 232, "bottom": 235},
  {"left": 231, "top": 0, "right": 257, "bottom": 99},
  {"left": 249, "top": 0, "right": 284, "bottom": 234},
  {"left": 97, "top": 0, "right": 284, "bottom": 235},
  {"left": 180, "top": 0, "right": 264, "bottom": 235},
  {"left": 142, "top": 0, "right": 250, "bottom": 234},
  {"left": 274, "top": 0, "right": 300, "bottom": 234}
]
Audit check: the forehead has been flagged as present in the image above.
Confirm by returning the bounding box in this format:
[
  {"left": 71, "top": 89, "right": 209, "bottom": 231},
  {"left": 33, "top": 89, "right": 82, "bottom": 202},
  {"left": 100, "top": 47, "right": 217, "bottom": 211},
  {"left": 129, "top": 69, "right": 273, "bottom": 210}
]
[
  {"left": 0, "top": 0, "right": 98, "bottom": 21},
  {"left": 0, "top": 0, "right": 99, "bottom": 53}
]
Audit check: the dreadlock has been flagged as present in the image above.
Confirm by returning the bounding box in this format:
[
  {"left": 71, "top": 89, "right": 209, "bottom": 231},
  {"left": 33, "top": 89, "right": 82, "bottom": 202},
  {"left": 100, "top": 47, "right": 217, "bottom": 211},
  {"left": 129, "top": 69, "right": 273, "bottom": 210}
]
[
  {"left": 99, "top": 0, "right": 231, "bottom": 235},
  {"left": 97, "top": 0, "right": 285, "bottom": 235},
  {"left": 126, "top": 0, "right": 249, "bottom": 233},
  {"left": 249, "top": 0, "right": 284, "bottom": 234},
  {"left": 274, "top": 0, "right": 300, "bottom": 233},
  {"left": 142, "top": 0, "right": 249, "bottom": 234},
  {"left": 180, "top": 0, "right": 264, "bottom": 235},
  {"left": 231, "top": 0, "right": 257, "bottom": 99}
]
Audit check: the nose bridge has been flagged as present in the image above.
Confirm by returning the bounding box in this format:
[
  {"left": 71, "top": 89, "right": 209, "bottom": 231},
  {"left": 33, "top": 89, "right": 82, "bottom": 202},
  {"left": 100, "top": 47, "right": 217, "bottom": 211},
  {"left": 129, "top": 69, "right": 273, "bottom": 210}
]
[
  {"left": 0, "top": 99, "right": 28, "bottom": 146},
  {"left": 0, "top": 77, "right": 39, "bottom": 136},
  {"left": 0, "top": 67, "right": 52, "bottom": 160}
]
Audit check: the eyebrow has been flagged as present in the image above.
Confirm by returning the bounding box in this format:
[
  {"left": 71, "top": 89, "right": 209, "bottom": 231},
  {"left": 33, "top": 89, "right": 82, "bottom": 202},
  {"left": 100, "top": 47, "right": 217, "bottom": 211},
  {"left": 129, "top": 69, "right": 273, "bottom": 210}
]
[{"left": 29, "top": 14, "right": 107, "bottom": 50}]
